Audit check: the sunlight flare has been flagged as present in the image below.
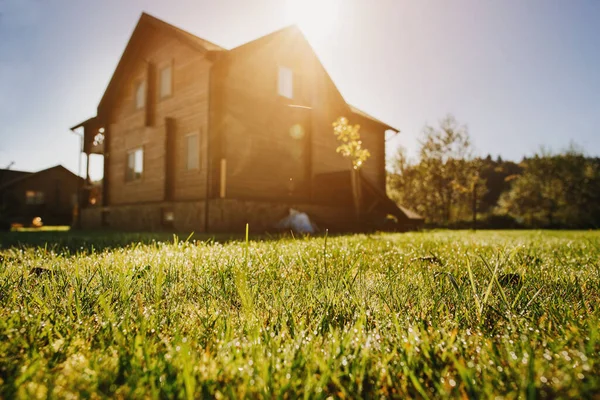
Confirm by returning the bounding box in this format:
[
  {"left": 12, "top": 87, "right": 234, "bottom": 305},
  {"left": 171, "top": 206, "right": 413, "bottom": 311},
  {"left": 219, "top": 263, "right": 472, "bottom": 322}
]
[{"left": 284, "top": 0, "right": 344, "bottom": 37}]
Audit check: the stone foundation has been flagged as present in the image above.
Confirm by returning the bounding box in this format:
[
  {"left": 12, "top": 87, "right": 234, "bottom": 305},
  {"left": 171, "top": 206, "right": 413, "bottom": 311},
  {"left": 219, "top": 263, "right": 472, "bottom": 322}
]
[
  {"left": 80, "top": 199, "right": 355, "bottom": 233},
  {"left": 207, "top": 199, "right": 356, "bottom": 233}
]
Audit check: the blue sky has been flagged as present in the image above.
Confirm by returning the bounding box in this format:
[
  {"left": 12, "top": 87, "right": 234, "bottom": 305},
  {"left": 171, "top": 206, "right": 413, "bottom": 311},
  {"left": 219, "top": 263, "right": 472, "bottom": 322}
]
[{"left": 1, "top": 0, "right": 599, "bottom": 179}]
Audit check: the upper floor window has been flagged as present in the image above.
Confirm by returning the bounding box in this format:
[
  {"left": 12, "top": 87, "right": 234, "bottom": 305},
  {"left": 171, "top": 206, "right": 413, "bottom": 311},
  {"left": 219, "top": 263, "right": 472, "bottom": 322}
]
[
  {"left": 135, "top": 80, "right": 146, "bottom": 109},
  {"left": 278, "top": 66, "right": 293, "bottom": 99},
  {"left": 25, "top": 191, "right": 44, "bottom": 205},
  {"left": 186, "top": 133, "right": 200, "bottom": 170},
  {"left": 160, "top": 64, "right": 173, "bottom": 99},
  {"left": 126, "top": 148, "right": 144, "bottom": 181}
]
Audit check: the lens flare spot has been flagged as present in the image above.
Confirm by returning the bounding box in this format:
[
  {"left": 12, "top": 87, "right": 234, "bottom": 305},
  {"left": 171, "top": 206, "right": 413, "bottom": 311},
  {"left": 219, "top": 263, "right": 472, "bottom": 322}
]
[{"left": 290, "top": 124, "right": 305, "bottom": 140}]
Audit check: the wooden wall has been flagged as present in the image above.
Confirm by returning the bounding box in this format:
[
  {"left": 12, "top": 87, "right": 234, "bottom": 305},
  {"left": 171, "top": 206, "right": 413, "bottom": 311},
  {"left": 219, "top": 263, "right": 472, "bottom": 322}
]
[
  {"left": 212, "top": 27, "right": 378, "bottom": 202},
  {"left": 104, "top": 25, "right": 211, "bottom": 205},
  {"left": 1, "top": 167, "right": 80, "bottom": 225},
  {"left": 350, "top": 115, "right": 387, "bottom": 193},
  {"left": 211, "top": 29, "right": 311, "bottom": 200}
]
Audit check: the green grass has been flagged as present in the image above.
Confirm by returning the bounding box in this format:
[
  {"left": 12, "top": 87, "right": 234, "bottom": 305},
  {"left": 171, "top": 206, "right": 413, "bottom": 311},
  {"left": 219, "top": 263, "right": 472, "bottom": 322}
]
[
  {"left": 0, "top": 230, "right": 598, "bottom": 398},
  {"left": 10, "top": 226, "right": 71, "bottom": 232}
]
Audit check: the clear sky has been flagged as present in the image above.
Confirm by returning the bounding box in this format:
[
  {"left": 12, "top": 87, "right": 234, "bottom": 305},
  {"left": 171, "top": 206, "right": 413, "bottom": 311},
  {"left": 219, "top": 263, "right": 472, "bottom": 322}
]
[{"left": 1, "top": 0, "right": 599, "bottom": 179}]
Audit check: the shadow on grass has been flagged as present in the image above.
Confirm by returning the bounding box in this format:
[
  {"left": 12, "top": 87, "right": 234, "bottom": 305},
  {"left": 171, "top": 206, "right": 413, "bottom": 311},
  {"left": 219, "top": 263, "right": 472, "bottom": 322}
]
[{"left": 0, "top": 229, "right": 339, "bottom": 254}]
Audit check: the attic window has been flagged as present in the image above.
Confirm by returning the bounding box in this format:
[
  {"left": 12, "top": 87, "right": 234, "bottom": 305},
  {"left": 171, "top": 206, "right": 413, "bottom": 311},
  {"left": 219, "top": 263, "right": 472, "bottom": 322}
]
[
  {"left": 278, "top": 66, "right": 293, "bottom": 99},
  {"left": 25, "top": 191, "right": 45, "bottom": 205},
  {"left": 160, "top": 65, "right": 172, "bottom": 98},
  {"left": 135, "top": 80, "right": 146, "bottom": 109}
]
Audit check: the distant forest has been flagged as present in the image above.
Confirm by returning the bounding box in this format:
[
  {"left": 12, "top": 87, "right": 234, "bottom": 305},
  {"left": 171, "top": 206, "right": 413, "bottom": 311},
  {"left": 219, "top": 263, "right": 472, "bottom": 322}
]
[{"left": 387, "top": 115, "right": 600, "bottom": 229}]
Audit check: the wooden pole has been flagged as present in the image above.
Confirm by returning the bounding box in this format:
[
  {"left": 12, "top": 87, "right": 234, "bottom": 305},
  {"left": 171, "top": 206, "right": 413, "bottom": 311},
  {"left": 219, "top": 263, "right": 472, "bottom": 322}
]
[
  {"left": 85, "top": 154, "right": 90, "bottom": 184},
  {"left": 351, "top": 168, "right": 361, "bottom": 223}
]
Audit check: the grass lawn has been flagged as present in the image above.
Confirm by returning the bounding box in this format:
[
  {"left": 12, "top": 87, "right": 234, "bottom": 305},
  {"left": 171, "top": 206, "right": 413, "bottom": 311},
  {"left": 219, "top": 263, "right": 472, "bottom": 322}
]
[
  {"left": 10, "top": 226, "right": 72, "bottom": 233},
  {"left": 0, "top": 230, "right": 598, "bottom": 398}
]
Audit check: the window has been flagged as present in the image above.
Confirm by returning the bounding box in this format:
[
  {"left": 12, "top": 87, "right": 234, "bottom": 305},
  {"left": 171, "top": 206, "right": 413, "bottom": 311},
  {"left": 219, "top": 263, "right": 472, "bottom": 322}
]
[
  {"left": 126, "top": 148, "right": 144, "bottom": 181},
  {"left": 135, "top": 80, "right": 146, "bottom": 109},
  {"left": 159, "top": 64, "right": 172, "bottom": 98},
  {"left": 278, "top": 66, "right": 293, "bottom": 99},
  {"left": 25, "top": 191, "right": 45, "bottom": 205},
  {"left": 186, "top": 133, "right": 199, "bottom": 170}
]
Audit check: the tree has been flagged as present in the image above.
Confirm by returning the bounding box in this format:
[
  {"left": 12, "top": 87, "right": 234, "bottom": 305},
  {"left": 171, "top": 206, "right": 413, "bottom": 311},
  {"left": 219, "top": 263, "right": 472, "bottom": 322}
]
[
  {"left": 497, "top": 148, "right": 600, "bottom": 227},
  {"left": 388, "top": 115, "right": 483, "bottom": 225},
  {"left": 387, "top": 146, "right": 422, "bottom": 215},
  {"left": 389, "top": 119, "right": 600, "bottom": 228},
  {"left": 478, "top": 156, "right": 523, "bottom": 213},
  {"left": 333, "top": 117, "right": 370, "bottom": 220}
]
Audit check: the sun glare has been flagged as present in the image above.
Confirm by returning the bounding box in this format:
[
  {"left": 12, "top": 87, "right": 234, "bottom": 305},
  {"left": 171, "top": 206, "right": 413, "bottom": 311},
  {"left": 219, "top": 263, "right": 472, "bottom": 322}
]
[{"left": 285, "top": 0, "right": 343, "bottom": 37}]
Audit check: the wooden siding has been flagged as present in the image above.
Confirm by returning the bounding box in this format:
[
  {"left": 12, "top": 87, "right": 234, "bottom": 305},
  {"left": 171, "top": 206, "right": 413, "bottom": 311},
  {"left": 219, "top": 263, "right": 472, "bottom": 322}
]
[
  {"left": 0, "top": 166, "right": 80, "bottom": 225},
  {"left": 310, "top": 66, "right": 355, "bottom": 177},
  {"left": 350, "top": 115, "right": 387, "bottom": 192},
  {"left": 104, "top": 25, "right": 211, "bottom": 206},
  {"left": 212, "top": 28, "right": 358, "bottom": 201}
]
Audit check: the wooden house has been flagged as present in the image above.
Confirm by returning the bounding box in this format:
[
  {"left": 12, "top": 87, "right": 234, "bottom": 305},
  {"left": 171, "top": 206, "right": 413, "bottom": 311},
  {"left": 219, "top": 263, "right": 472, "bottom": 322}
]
[
  {"left": 0, "top": 165, "right": 82, "bottom": 227},
  {"left": 73, "top": 13, "right": 419, "bottom": 232}
]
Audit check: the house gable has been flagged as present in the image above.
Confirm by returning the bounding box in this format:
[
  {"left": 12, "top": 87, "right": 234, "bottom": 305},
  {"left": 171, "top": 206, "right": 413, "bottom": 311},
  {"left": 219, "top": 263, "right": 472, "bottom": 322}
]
[
  {"left": 209, "top": 25, "right": 349, "bottom": 200},
  {"left": 205, "top": 22, "right": 395, "bottom": 198},
  {"left": 98, "top": 12, "right": 224, "bottom": 117},
  {"left": 0, "top": 165, "right": 82, "bottom": 226},
  {"left": 0, "top": 165, "right": 79, "bottom": 190},
  {"left": 225, "top": 26, "right": 398, "bottom": 132},
  {"left": 0, "top": 169, "right": 32, "bottom": 188},
  {"left": 223, "top": 25, "right": 352, "bottom": 120}
]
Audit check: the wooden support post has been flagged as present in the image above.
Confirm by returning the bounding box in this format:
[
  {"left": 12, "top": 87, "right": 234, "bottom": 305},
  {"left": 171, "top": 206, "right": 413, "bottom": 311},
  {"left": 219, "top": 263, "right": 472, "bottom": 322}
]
[
  {"left": 85, "top": 154, "right": 90, "bottom": 183},
  {"left": 351, "top": 168, "right": 361, "bottom": 222},
  {"left": 164, "top": 118, "right": 176, "bottom": 201},
  {"left": 102, "top": 126, "right": 110, "bottom": 207},
  {"left": 220, "top": 158, "right": 227, "bottom": 198}
]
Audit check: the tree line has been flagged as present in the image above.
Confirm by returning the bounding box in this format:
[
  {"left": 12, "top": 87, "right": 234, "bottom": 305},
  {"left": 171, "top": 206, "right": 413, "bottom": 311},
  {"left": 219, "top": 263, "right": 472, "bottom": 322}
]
[{"left": 387, "top": 115, "right": 600, "bottom": 229}]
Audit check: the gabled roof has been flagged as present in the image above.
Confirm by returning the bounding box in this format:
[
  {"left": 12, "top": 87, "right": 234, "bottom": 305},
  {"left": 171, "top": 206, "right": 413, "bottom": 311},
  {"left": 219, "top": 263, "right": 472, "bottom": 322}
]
[
  {"left": 98, "top": 12, "right": 225, "bottom": 112},
  {"left": 228, "top": 24, "right": 299, "bottom": 53},
  {"left": 226, "top": 25, "right": 399, "bottom": 132},
  {"left": 349, "top": 105, "right": 399, "bottom": 133},
  {"left": 0, "top": 169, "right": 32, "bottom": 186},
  {"left": 143, "top": 12, "right": 225, "bottom": 52},
  {"left": 95, "top": 13, "right": 398, "bottom": 133},
  {"left": 0, "top": 165, "right": 81, "bottom": 190},
  {"left": 70, "top": 116, "right": 98, "bottom": 132},
  {"left": 397, "top": 205, "right": 424, "bottom": 221}
]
